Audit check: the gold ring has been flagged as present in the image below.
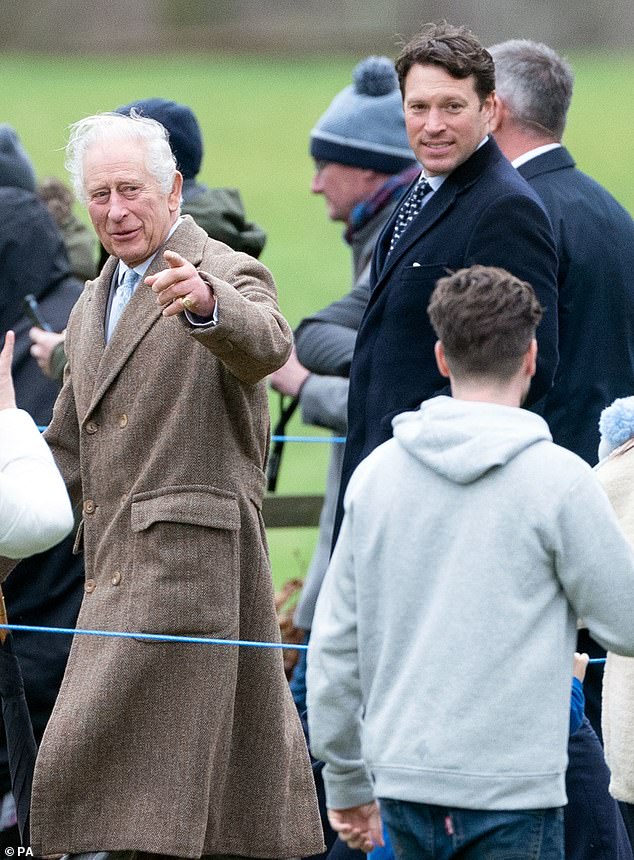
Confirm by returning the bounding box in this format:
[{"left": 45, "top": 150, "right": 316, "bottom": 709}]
[{"left": 181, "top": 295, "right": 194, "bottom": 311}]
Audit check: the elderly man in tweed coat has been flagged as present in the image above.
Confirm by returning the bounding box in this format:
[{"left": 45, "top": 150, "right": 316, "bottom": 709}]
[{"left": 0, "top": 112, "right": 323, "bottom": 860}]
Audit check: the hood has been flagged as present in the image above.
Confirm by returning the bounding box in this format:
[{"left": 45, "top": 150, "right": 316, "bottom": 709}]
[
  {"left": 0, "top": 125, "right": 36, "bottom": 191},
  {"left": 0, "top": 187, "right": 73, "bottom": 332},
  {"left": 392, "top": 396, "right": 551, "bottom": 484}
]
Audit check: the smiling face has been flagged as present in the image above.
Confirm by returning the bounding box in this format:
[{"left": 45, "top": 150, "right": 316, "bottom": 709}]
[
  {"left": 84, "top": 138, "right": 182, "bottom": 266},
  {"left": 403, "top": 63, "right": 494, "bottom": 177}
]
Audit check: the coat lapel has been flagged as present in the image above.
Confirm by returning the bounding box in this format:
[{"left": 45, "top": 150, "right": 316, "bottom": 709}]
[
  {"left": 371, "top": 139, "right": 501, "bottom": 301},
  {"left": 69, "top": 257, "right": 116, "bottom": 420},
  {"left": 374, "top": 180, "right": 460, "bottom": 289}
]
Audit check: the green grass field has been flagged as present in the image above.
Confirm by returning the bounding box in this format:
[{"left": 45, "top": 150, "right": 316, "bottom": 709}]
[{"left": 3, "top": 51, "right": 634, "bottom": 588}]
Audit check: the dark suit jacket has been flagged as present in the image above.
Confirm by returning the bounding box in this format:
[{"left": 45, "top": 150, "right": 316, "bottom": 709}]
[
  {"left": 519, "top": 146, "right": 634, "bottom": 465},
  {"left": 337, "top": 138, "right": 559, "bottom": 534}
]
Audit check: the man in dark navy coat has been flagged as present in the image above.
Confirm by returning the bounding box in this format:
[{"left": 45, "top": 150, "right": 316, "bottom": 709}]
[
  {"left": 490, "top": 39, "right": 634, "bottom": 859},
  {"left": 335, "top": 23, "right": 559, "bottom": 536},
  {"left": 490, "top": 39, "right": 634, "bottom": 468}
]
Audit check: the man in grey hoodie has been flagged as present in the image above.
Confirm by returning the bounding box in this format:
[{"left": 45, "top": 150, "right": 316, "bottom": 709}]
[{"left": 307, "top": 265, "right": 634, "bottom": 859}]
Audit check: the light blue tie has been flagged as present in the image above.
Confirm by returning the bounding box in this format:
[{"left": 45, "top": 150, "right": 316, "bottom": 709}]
[{"left": 107, "top": 268, "right": 140, "bottom": 342}]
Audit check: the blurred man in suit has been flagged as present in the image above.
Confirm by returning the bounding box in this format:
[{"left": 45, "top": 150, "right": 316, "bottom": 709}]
[
  {"left": 489, "top": 39, "right": 634, "bottom": 468},
  {"left": 490, "top": 39, "right": 634, "bottom": 858}
]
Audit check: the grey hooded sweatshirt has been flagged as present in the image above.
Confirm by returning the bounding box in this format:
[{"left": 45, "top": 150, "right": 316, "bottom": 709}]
[{"left": 307, "top": 396, "right": 634, "bottom": 812}]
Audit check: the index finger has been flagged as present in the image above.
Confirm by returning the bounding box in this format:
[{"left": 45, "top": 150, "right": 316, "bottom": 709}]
[
  {"left": 1, "top": 330, "right": 15, "bottom": 366},
  {"left": 163, "top": 249, "right": 187, "bottom": 268}
]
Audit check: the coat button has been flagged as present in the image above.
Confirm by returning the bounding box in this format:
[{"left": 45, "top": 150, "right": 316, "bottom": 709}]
[
  {"left": 85, "top": 421, "right": 99, "bottom": 435},
  {"left": 84, "top": 579, "right": 96, "bottom": 593},
  {"left": 111, "top": 571, "right": 122, "bottom": 586},
  {"left": 118, "top": 414, "right": 128, "bottom": 428},
  {"left": 83, "top": 499, "right": 96, "bottom": 515}
]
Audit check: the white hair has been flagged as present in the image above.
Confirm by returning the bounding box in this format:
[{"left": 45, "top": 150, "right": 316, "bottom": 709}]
[{"left": 65, "top": 111, "right": 177, "bottom": 203}]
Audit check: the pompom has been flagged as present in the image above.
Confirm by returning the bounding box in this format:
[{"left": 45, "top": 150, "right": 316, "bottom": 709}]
[
  {"left": 599, "top": 396, "right": 634, "bottom": 451},
  {"left": 352, "top": 56, "right": 398, "bottom": 97}
]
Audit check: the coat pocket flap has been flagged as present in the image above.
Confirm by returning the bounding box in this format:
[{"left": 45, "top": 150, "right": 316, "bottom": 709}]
[{"left": 131, "top": 490, "right": 240, "bottom": 532}]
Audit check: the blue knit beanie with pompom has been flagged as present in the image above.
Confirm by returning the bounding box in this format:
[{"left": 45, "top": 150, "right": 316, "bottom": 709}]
[
  {"left": 310, "top": 56, "right": 417, "bottom": 174},
  {"left": 598, "top": 396, "right": 634, "bottom": 460}
]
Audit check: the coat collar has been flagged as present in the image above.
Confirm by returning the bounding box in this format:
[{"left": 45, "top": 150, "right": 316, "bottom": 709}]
[
  {"left": 81, "top": 216, "right": 208, "bottom": 421},
  {"left": 516, "top": 146, "right": 575, "bottom": 181}
]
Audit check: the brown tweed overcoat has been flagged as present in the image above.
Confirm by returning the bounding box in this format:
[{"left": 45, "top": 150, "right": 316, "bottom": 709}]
[{"left": 28, "top": 216, "right": 323, "bottom": 858}]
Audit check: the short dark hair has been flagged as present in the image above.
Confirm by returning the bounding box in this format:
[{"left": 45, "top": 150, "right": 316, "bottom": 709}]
[
  {"left": 428, "top": 265, "right": 543, "bottom": 381},
  {"left": 395, "top": 22, "right": 495, "bottom": 102},
  {"left": 489, "top": 40, "right": 573, "bottom": 140}
]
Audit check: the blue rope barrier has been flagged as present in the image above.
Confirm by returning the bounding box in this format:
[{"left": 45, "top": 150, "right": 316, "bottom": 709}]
[
  {"left": 271, "top": 435, "right": 346, "bottom": 443},
  {"left": 39, "top": 426, "right": 345, "bottom": 444},
  {"left": 0, "top": 623, "right": 608, "bottom": 665},
  {"left": 0, "top": 623, "right": 307, "bottom": 650}
]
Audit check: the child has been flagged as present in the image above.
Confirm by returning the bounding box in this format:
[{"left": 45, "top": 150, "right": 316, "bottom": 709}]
[
  {"left": 597, "top": 395, "right": 634, "bottom": 843},
  {"left": 307, "top": 265, "right": 634, "bottom": 859}
]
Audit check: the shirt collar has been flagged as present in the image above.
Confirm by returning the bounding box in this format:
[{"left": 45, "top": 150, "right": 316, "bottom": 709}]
[
  {"left": 512, "top": 143, "right": 561, "bottom": 169},
  {"left": 423, "top": 173, "right": 446, "bottom": 192}
]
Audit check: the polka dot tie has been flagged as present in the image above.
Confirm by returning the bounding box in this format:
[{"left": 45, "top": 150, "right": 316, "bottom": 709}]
[{"left": 388, "top": 178, "right": 432, "bottom": 256}]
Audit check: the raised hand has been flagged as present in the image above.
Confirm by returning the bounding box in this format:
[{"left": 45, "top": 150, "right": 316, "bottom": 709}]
[{"left": 146, "top": 250, "right": 216, "bottom": 318}]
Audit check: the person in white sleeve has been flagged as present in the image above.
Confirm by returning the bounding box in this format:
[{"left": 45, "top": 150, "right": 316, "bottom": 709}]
[{"left": 0, "top": 331, "right": 73, "bottom": 558}]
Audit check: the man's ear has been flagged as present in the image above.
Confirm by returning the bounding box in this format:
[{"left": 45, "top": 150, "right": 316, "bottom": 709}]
[
  {"left": 489, "top": 94, "right": 506, "bottom": 134},
  {"left": 168, "top": 171, "right": 183, "bottom": 212},
  {"left": 525, "top": 338, "right": 538, "bottom": 378},
  {"left": 434, "top": 341, "right": 450, "bottom": 378}
]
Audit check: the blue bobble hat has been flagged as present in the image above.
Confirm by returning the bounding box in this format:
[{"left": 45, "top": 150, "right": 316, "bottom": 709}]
[
  {"left": 310, "top": 56, "right": 417, "bottom": 175},
  {"left": 598, "top": 396, "right": 634, "bottom": 460}
]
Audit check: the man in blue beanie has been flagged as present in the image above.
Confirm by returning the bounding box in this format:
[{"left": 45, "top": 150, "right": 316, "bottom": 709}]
[
  {"left": 116, "top": 98, "right": 266, "bottom": 258},
  {"left": 271, "top": 55, "right": 418, "bottom": 675}
]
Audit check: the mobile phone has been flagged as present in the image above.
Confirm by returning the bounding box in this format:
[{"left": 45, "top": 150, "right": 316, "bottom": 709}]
[{"left": 22, "top": 294, "right": 53, "bottom": 331}]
